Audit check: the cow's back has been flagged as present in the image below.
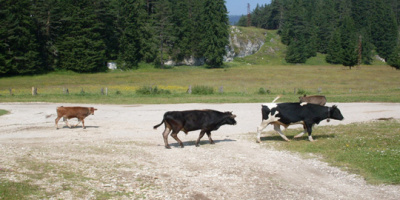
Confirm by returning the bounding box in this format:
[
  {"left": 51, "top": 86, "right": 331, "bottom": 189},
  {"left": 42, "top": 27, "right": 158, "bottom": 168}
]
[
  {"left": 56, "top": 106, "right": 89, "bottom": 118},
  {"left": 300, "top": 95, "right": 327, "bottom": 106}
]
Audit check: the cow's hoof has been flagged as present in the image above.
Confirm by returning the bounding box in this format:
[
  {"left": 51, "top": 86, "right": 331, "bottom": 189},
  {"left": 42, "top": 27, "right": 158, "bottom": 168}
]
[
  {"left": 256, "top": 140, "right": 261, "bottom": 143},
  {"left": 165, "top": 146, "right": 171, "bottom": 149}
]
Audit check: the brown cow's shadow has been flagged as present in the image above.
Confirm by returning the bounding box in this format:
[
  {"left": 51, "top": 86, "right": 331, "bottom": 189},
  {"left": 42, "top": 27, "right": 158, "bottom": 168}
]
[
  {"left": 260, "top": 134, "right": 335, "bottom": 142},
  {"left": 59, "top": 125, "right": 100, "bottom": 129},
  {"left": 169, "top": 138, "right": 236, "bottom": 148}
]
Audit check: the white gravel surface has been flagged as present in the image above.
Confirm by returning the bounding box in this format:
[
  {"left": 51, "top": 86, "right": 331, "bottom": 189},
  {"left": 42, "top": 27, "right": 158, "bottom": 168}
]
[{"left": 0, "top": 102, "right": 400, "bottom": 199}]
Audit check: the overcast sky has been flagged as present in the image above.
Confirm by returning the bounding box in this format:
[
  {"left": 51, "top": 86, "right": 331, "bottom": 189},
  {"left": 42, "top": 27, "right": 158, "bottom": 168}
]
[{"left": 225, "top": 0, "right": 271, "bottom": 15}]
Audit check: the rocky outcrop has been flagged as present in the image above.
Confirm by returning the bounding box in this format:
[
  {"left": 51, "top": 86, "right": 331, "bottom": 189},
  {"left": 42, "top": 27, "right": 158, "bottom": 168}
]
[
  {"left": 224, "top": 26, "right": 265, "bottom": 62},
  {"left": 165, "top": 26, "right": 266, "bottom": 66}
]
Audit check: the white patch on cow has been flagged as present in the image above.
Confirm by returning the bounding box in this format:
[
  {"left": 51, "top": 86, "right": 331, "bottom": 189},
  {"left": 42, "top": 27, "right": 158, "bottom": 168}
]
[
  {"left": 300, "top": 102, "right": 308, "bottom": 106},
  {"left": 256, "top": 110, "right": 280, "bottom": 143},
  {"left": 308, "top": 135, "right": 315, "bottom": 142},
  {"left": 262, "top": 103, "right": 277, "bottom": 108}
]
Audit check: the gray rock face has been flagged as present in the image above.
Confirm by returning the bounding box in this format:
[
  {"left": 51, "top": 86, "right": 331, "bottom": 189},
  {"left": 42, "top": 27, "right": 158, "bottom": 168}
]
[{"left": 165, "top": 26, "right": 265, "bottom": 66}]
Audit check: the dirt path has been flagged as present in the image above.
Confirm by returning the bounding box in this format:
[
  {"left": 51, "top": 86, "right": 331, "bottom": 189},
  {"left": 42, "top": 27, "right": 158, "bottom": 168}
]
[{"left": 0, "top": 102, "right": 400, "bottom": 199}]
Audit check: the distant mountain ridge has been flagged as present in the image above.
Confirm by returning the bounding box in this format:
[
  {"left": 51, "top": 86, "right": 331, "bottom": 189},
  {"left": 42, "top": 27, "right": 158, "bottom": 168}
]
[{"left": 229, "top": 15, "right": 242, "bottom": 25}]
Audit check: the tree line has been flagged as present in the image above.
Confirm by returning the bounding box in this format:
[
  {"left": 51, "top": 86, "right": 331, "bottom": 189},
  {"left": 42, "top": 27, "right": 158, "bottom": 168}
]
[
  {"left": 237, "top": 0, "right": 400, "bottom": 69},
  {"left": 0, "top": 0, "right": 229, "bottom": 76}
]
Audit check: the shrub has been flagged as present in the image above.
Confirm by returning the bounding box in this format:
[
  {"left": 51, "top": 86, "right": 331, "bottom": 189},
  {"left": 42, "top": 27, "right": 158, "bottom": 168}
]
[
  {"left": 191, "top": 85, "right": 214, "bottom": 95},
  {"left": 297, "top": 88, "right": 307, "bottom": 95},
  {"left": 136, "top": 86, "right": 171, "bottom": 95},
  {"left": 258, "top": 87, "right": 271, "bottom": 95}
]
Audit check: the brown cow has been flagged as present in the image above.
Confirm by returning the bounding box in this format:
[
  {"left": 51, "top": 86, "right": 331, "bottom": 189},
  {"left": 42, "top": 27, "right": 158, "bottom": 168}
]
[
  {"left": 299, "top": 95, "right": 327, "bottom": 106},
  {"left": 55, "top": 106, "right": 97, "bottom": 129}
]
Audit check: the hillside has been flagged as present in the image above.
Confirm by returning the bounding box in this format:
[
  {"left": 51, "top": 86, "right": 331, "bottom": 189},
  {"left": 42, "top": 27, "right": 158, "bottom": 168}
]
[{"left": 228, "top": 26, "right": 386, "bottom": 66}]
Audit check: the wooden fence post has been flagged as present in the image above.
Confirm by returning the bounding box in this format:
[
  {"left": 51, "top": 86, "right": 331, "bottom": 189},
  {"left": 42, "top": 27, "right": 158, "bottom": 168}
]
[
  {"left": 9, "top": 88, "right": 13, "bottom": 96},
  {"left": 101, "top": 88, "right": 104, "bottom": 95},
  {"left": 106, "top": 87, "right": 108, "bottom": 95},
  {"left": 188, "top": 85, "right": 192, "bottom": 94},
  {"left": 32, "top": 87, "right": 37, "bottom": 96}
]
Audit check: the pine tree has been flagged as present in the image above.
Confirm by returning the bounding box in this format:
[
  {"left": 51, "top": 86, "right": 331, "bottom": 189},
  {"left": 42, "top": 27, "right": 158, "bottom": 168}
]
[
  {"left": 117, "top": 0, "right": 147, "bottom": 69},
  {"left": 340, "top": 16, "right": 358, "bottom": 69},
  {"left": 152, "top": 0, "right": 174, "bottom": 68},
  {"left": 387, "top": 45, "right": 400, "bottom": 69},
  {"left": 0, "top": 0, "right": 42, "bottom": 75},
  {"left": 200, "top": 0, "right": 229, "bottom": 67},
  {"left": 370, "top": 0, "right": 398, "bottom": 61},
  {"left": 56, "top": 0, "right": 107, "bottom": 72},
  {"left": 285, "top": 37, "right": 307, "bottom": 63},
  {"left": 326, "top": 29, "right": 343, "bottom": 64},
  {"left": 31, "top": 0, "right": 63, "bottom": 71}
]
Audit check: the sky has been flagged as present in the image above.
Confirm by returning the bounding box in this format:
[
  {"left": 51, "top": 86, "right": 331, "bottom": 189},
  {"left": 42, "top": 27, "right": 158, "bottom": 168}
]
[{"left": 225, "top": 0, "right": 272, "bottom": 16}]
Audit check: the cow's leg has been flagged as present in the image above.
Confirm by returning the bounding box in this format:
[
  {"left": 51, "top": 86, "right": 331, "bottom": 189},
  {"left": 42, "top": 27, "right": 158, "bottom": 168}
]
[
  {"left": 64, "top": 118, "right": 72, "bottom": 128},
  {"left": 294, "top": 124, "right": 307, "bottom": 139},
  {"left": 74, "top": 119, "right": 82, "bottom": 128},
  {"left": 294, "top": 130, "right": 306, "bottom": 139},
  {"left": 81, "top": 119, "right": 85, "bottom": 129},
  {"left": 206, "top": 131, "right": 215, "bottom": 144},
  {"left": 305, "top": 124, "right": 315, "bottom": 142},
  {"left": 256, "top": 120, "right": 269, "bottom": 143},
  {"left": 170, "top": 130, "right": 184, "bottom": 148},
  {"left": 55, "top": 116, "right": 61, "bottom": 129},
  {"left": 162, "top": 126, "right": 172, "bottom": 149},
  {"left": 195, "top": 130, "right": 207, "bottom": 147},
  {"left": 274, "top": 124, "right": 290, "bottom": 141}
]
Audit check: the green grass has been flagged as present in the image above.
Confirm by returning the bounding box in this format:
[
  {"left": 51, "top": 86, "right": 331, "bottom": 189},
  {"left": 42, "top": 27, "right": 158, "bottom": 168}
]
[
  {"left": 0, "top": 179, "right": 43, "bottom": 200},
  {"left": 0, "top": 64, "right": 399, "bottom": 104},
  {"left": 260, "top": 120, "right": 400, "bottom": 184},
  {"left": 0, "top": 109, "right": 8, "bottom": 116}
]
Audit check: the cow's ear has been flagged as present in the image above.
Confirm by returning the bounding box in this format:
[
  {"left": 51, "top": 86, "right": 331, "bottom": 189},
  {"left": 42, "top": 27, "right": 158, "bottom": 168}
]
[
  {"left": 94, "top": 108, "right": 98, "bottom": 110},
  {"left": 332, "top": 105, "right": 337, "bottom": 109},
  {"left": 232, "top": 114, "right": 236, "bottom": 118}
]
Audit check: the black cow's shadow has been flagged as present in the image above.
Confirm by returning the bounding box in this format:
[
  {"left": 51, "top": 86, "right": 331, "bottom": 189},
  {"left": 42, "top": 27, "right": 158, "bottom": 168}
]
[
  {"left": 260, "top": 134, "right": 335, "bottom": 142},
  {"left": 168, "top": 138, "right": 236, "bottom": 148}
]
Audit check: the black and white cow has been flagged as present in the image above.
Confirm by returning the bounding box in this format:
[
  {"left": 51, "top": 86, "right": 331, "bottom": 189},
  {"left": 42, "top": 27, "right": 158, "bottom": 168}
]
[
  {"left": 256, "top": 102, "right": 344, "bottom": 142},
  {"left": 154, "top": 110, "right": 237, "bottom": 149}
]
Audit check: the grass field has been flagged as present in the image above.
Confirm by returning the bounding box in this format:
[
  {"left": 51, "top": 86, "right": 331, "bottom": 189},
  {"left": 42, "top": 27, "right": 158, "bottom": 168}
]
[
  {"left": 261, "top": 119, "right": 400, "bottom": 185},
  {"left": 0, "top": 63, "right": 399, "bottom": 104}
]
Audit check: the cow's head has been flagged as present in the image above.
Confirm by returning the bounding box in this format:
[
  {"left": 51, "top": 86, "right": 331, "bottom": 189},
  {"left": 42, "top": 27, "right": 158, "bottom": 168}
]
[
  {"left": 223, "top": 111, "right": 237, "bottom": 125},
  {"left": 330, "top": 105, "right": 344, "bottom": 120},
  {"left": 89, "top": 107, "right": 97, "bottom": 115},
  {"left": 299, "top": 94, "right": 307, "bottom": 102}
]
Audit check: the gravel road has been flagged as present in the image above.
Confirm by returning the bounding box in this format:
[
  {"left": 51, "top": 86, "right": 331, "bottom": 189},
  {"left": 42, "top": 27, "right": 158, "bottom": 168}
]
[{"left": 0, "top": 102, "right": 399, "bottom": 199}]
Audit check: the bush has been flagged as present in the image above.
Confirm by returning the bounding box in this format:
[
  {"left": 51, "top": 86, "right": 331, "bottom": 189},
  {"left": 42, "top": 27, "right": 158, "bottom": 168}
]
[
  {"left": 191, "top": 85, "right": 214, "bottom": 95},
  {"left": 258, "top": 87, "right": 271, "bottom": 95},
  {"left": 136, "top": 86, "right": 171, "bottom": 95},
  {"left": 296, "top": 88, "right": 307, "bottom": 95}
]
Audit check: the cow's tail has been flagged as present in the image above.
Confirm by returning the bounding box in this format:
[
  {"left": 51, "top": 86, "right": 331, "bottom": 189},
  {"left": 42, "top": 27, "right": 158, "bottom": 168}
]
[
  {"left": 272, "top": 95, "right": 282, "bottom": 103},
  {"left": 153, "top": 119, "right": 164, "bottom": 130}
]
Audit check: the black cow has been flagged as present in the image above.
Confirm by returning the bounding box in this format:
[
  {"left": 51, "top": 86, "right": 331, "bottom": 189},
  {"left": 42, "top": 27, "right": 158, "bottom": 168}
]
[
  {"left": 256, "top": 102, "right": 344, "bottom": 142},
  {"left": 153, "top": 110, "right": 237, "bottom": 149}
]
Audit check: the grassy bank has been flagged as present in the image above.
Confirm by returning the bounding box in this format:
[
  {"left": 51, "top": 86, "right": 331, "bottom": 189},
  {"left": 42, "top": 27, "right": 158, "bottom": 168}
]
[
  {"left": 0, "top": 64, "right": 399, "bottom": 104},
  {"left": 258, "top": 120, "right": 400, "bottom": 185}
]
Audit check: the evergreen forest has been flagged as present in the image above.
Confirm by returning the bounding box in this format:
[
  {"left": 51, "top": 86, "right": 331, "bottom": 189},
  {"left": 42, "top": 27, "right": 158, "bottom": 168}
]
[
  {"left": 237, "top": 0, "right": 400, "bottom": 69},
  {"left": 0, "top": 0, "right": 229, "bottom": 75},
  {"left": 1, "top": 0, "right": 400, "bottom": 77}
]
